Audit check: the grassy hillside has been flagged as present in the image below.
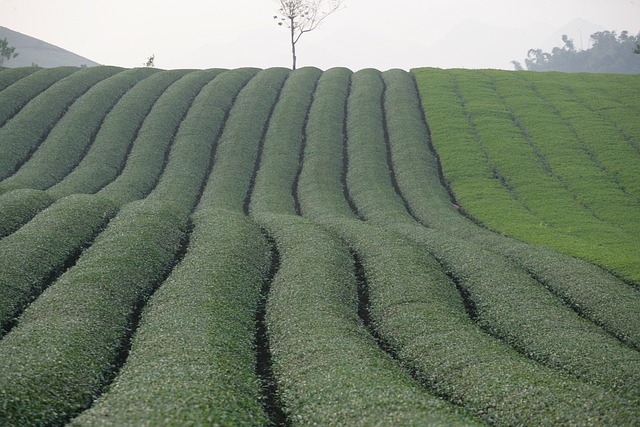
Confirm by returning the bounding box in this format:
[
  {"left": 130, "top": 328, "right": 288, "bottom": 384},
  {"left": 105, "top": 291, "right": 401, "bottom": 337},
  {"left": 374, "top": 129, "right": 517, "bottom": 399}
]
[
  {"left": 0, "top": 65, "right": 638, "bottom": 426},
  {"left": 414, "top": 67, "right": 640, "bottom": 283}
]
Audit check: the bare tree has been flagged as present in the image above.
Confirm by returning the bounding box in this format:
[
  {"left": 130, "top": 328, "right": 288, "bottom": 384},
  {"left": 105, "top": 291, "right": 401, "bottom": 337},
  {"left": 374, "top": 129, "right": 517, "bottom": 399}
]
[{"left": 274, "top": 0, "right": 344, "bottom": 70}]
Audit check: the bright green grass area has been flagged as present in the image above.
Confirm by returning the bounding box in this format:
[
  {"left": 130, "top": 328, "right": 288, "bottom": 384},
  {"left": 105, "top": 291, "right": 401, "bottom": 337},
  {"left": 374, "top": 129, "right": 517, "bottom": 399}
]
[{"left": 413, "top": 67, "right": 640, "bottom": 283}]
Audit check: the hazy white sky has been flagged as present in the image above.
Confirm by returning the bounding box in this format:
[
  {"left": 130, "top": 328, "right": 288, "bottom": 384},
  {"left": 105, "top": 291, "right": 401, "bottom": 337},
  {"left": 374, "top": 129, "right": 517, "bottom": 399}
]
[{"left": 2, "top": 0, "right": 639, "bottom": 70}]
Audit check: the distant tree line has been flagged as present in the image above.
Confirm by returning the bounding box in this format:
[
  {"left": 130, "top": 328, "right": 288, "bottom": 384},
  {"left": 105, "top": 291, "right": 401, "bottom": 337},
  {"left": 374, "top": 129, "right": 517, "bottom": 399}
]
[{"left": 513, "top": 30, "right": 640, "bottom": 73}]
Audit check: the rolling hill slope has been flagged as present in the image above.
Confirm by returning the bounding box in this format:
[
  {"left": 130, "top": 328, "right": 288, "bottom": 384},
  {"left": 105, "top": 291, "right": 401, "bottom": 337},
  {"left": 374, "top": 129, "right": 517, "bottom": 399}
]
[
  {"left": 0, "top": 26, "right": 100, "bottom": 68},
  {"left": 0, "top": 65, "right": 638, "bottom": 426}
]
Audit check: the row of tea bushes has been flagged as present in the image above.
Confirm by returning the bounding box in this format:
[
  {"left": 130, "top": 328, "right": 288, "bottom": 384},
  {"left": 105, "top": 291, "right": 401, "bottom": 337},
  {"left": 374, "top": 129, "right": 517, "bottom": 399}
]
[
  {"left": 198, "top": 67, "right": 290, "bottom": 213},
  {"left": 250, "top": 68, "right": 478, "bottom": 425},
  {"left": 383, "top": 69, "right": 640, "bottom": 349},
  {"left": 248, "top": 66, "right": 322, "bottom": 216},
  {"left": 95, "top": 69, "right": 214, "bottom": 206},
  {"left": 0, "top": 70, "right": 188, "bottom": 236},
  {"left": 298, "top": 67, "right": 630, "bottom": 423},
  {"left": 260, "top": 215, "right": 479, "bottom": 426},
  {"left": 0, "top": 66, "right": 76, "bottom": 125},
  {"left": 0, "top": 67, "right": 155, "bottom": 194},
  {"left": 344, "top": 68, "right": 640, "bottom": 399},
  {"left": 0, "top": 66, "right": 122, "bottom": 179},
  {"left": 0, "top": 199, "right": 187, "bottom": 426},
  {"left": 345, "top": 68, "right": 409, "bottom": 223},
  {"left": 348, "top": 220, "right": 639, "bottom": 425},
  {"left": 46, "top": 69, "right": 196, "bottom": 199},
  {"left": 0, "top": 67, "right": 38, "bottom": 91},
  {"left": 0, "top": 68, "right": 258, "bottom": 425},
  {"left": 0, "top": 188, "right": 54, "bottom": 238},
  {"left": 0, "top": 194, "right": 117, "bottom": 334},
  {"left": 297, "top": 67, "right": 354, "bottom": 219},
  {"left": 69, "top": 210, "right": 271, "bottom": 426}
]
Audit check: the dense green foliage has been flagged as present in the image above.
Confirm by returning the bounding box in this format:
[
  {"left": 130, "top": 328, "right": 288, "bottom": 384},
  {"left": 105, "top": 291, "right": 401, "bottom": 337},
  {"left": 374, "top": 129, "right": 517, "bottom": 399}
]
[
  {"left": 0, "top": 65, "right": 638, "bottom": 425},
  {"left": 414, "top": 67, "right": 640, "bottom": 284}
]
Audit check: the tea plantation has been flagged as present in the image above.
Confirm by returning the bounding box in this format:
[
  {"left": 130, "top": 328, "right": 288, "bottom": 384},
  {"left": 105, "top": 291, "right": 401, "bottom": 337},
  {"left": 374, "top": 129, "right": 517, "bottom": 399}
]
[{"left": 0, "top": 65, "right": 638, "bottom": 426}]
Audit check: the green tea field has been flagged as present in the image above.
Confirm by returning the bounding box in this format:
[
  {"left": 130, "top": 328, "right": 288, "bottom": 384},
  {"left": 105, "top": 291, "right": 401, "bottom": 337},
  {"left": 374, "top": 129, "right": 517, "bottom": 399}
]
[{"left": 0, "top": 65, "right": 638, "bottom": 426}]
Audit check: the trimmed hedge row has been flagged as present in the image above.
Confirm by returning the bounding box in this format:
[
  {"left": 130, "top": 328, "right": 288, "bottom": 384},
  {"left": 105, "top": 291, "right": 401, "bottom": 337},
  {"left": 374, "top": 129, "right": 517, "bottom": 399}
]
[
  {"left": 0, "top": 194, "right": 118, "bottom": 335},
  {"left": 293, "top": 68, "right": 640, "bottom": 423},
  {"left": 0, "top": 189, "right": 54, "bottom": 239},
  {"left": 345, "top": 68, "right": 408, "bottom": 223},
  {"left": 348, "top": 220, "right": 640, "bottom": 425},
  {"left": 69, "top": 210, "right": 271, "bottom": 426},
  {"left": 249, "top": 69, "right": 479, "bottom": 425},
  {"left": 0, "top": 67, "right": 156, "bottom": 194},
  {"left": 401, "top": 225, "right": 640, "bottom": 398},
  {"left": 197, "top": 67, "right": 290, "bottom": 213},
  {"left": 0, "top": 199, "right": 187, "bottom": 426},
  {"left": 93, "top": 69, "right": 206, "bottom": 205},
  {"left": 384, "top": 69, "right": 640, "bottom": 349},
  {"left": 0, "top": 68, "right": 260, "bottom": 425},
  {"left": 0, "top": 67, "right": 39, "bottom": 91},
  {"left": 0, "top": 66, "right": 76, "bottom": 126},
  {"left": 297, "top": 67, "right": 354, "bottom": 219},
  {"left": 248, "top": 66, "right": 322, "bottom": 216},
  {"left": 39, "top": 69, "right": 261, "bottom": 425},
  {"left": 70, "top": 211, "right": 269, "bottom": 426},
  {"left": 0, "top": 70, "right": 193, "bottom": 241},
  {"left": 341, "top": 69, "right": 640, "bottom": 398},
  {"left": 147, "top": 68, "right": 255, "bottom": 207},
  {"left": 47, "top": 69, "right": 195, "bottom": 199},
  {"left": 260, "top": 216, "right": 479, "bottom": 426},
  {"left": 0, "top": 66, "right": 123, "bottom": 179}
]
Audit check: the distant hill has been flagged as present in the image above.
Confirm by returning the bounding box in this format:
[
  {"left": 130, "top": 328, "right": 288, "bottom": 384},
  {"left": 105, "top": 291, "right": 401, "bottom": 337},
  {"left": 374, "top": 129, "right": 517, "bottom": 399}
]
[{"left": 0, "top": 26, "right": 100, "bottom": 68}]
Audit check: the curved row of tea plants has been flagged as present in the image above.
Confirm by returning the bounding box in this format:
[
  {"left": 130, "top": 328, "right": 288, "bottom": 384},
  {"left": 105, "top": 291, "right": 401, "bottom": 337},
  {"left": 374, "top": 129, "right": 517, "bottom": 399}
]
[
  {"left": 0, "top": 68, "right": 194, "bottom": 239},
  {"left": 346, "top": 68, "right": 640, "bottom": 398},
  {"left": 0, "top": 199, "right": 188, "bottom": 426},
  {"left": 0, "top": 67, "right": 39, "bottom": 91},
  {"left": 47, "top": 69, "right": 206, "bottom": 199},
  {"left": 0, "top": 66, "right": 123, "bottom": 179},
  {"left": 0, "top": 66, "right": 77, "bottom": 126},
  {"left": 383, "top": 69, "right": 640, "bottom": 349},
  {"left": 0, "top": 67, "right": 156, "bottom": 194},
  {"left": 0, "top": 68, "right": 257, "bottom": 425},
  {"left": 0, "top": 194, "right": 117, "bottom": 335},
  {"left": 0, "top": 69, "right": 228, "bottom": 335},
  {"left": 66, "top": 69, "right": 270, "bottom": 426},
  {"left": 297, "top": 67, "right": 640, "bottom": 423},
  {"left": 249, "top": 67, "right": 479, "bottom": 425},
  {"left": 94, "top": 69, "right": 208, "bottom": 205}
]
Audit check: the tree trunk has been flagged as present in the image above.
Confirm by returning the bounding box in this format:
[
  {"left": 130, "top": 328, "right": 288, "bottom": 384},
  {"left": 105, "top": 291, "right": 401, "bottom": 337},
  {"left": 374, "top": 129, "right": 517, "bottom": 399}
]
[{"left": 290, "top": 17, "right": 297, "bottom": 70}]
